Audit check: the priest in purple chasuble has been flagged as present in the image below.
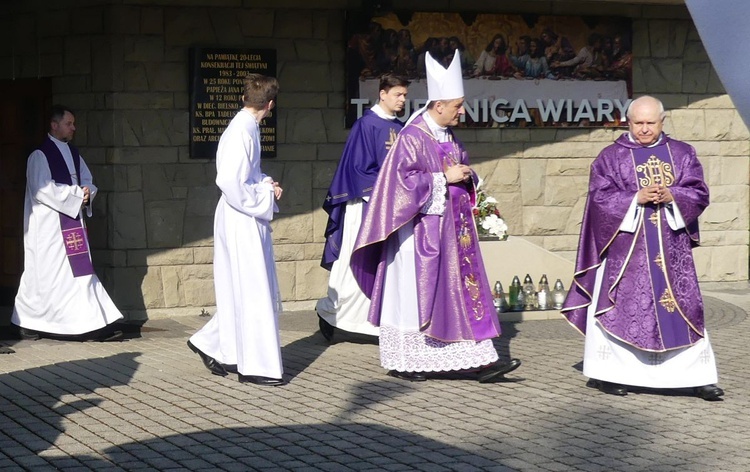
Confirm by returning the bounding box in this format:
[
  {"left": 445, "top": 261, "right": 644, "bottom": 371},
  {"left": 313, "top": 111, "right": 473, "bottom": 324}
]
[
  {"left": 562, "top": 96, "right": 723, "bottom": 401},
  {"left": 12, "top": 105, "right": 124, "bottom": 341},
  {"left": 316, "top": 74, "right": 410, "bottom": 341},
  {"left": 350, "top": 50, "right": 521, "bottom": 383}
]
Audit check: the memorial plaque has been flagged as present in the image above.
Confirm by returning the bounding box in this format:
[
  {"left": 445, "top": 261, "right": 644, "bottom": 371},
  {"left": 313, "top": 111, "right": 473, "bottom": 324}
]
[{"left": 189, "top": 48, "right": 277, "bottom": 158}]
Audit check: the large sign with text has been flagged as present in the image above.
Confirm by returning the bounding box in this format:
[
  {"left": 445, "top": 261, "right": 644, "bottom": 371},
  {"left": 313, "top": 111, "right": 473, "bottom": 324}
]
[
  {"left": 189, "top": 48, "right": 277, "bottom": 158},
  {"left": 345, "top": 11, "right": 632, "bottom": 128}
]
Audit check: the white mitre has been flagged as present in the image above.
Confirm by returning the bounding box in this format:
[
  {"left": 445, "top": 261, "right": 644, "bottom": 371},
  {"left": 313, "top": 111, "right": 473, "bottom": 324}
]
[
  {"left": 405, "top": 50, "right": 465, "bottom": 125},
  {"left": 426, "top": 50, "right": 464, "bottom": 101}
]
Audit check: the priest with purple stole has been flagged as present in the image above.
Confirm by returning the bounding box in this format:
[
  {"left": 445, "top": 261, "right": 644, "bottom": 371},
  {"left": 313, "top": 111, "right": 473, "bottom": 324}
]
[
  {"left": 316, "top": 74, "right": 410, "bottom": 342},
  {"left": 350, "top": 51, "right": 521, "bottom": 383},
  {"left": 12, "top": 105, "right": 124, "bottom": 342},
  {"left": 562, "top": 96, "right": 723, "bottom": 401}
]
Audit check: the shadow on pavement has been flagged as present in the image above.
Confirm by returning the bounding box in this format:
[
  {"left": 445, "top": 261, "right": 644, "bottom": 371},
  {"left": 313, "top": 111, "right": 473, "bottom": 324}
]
[{"left": 0, "top": 353, "right": 141, "bottom": 462}]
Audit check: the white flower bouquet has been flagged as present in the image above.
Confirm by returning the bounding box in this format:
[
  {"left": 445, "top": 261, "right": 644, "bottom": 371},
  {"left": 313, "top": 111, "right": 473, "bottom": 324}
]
[{"left": 473, "top": 181, "right": 508, "bottom": 240}]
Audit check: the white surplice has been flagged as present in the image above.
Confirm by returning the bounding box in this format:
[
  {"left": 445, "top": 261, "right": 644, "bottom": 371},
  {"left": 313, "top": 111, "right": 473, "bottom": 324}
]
[
  {"left": 582, "top": 194, "right": 718, "bottom": 388},
  {"left": 316, "top": 198, "right": 379, "bottom": 336},
  {"left": 12, "top": 135, "right": 124, "bottom": 335},
  {"left": 189, "top": 109, "right": 283, "bottom": 379}
]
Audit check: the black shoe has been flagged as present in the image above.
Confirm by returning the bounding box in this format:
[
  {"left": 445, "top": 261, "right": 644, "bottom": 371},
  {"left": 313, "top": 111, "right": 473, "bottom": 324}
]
[
  {"left": 388, "top": 370, "right": 427, "bottom": 382},
  {"left": 477, "top": 358, "right": 522, "bottom": 383},
  {"left": 694, "top": 384, "right": 724, "bottom": 401},
  {"left": 318, "top": 313, "right": 335, "bottom": 342},
  {"left": 222, "top": 364, "right": 238, "bottom": 374},
  {"left": 187, "top": 340, "right": 228, "bottom": 377},
  {"left": 587, "top": 378, "right": 628, "bottom": 396},
  {"left": 19, "top": 327, "right": 41, "bottom": 341},
  {"left": 238, "top": 374, "right": 286, "bottom": 386},
  {"left": 97, "top": 330, "right": 124, "bottom": 342},
  {"left": 80, "top": 326, "right": 125, "bottom": 342}
]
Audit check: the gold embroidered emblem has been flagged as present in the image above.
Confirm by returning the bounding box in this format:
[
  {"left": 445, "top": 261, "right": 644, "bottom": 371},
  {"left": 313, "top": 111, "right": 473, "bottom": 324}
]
[
  {"left": 474, "top": 300, "right": 484, "bottom": 321},
  {"left": 65, "top": 232, "right": 85, "bottom": 251},
  {"left": 465, "top": 274, "right": 479, "bottom": 300},
  {"left": 659, "top": 288, "right": 677, "bottom": 312},
  {"left": 459, "top": 232, "right": 471, "bottom": 249},
  {"left": 636, "top": 155, "right": 675, "bottom": 188},
  {"left": 649, "top": 210, "right": 659, "bottom": 226},
  {"left": 654, "top": 252, "right": 664, "bottom": 271},
  {"left": 385, "top": 128, "right": 398, "bottom": 151}
]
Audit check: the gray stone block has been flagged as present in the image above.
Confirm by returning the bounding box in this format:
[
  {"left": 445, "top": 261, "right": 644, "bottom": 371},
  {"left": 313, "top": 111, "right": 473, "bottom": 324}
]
[
  {"left": 146, "top": 200, "right": 186, "bottom": 248},
  {"left": 64, "top": 37, "right": 92, "bottom": 75},
  {"left": 165, "top": 9, "right": 216, "bottom": 48},
  {"left": 238, "top": 10, "right": 275, "bottom": 38},
  {"left": 110, "top": 192, "right": 147, "bottom": 249},
  {"left": 185, "top": 186, "right": 219, "bottom": 217}
]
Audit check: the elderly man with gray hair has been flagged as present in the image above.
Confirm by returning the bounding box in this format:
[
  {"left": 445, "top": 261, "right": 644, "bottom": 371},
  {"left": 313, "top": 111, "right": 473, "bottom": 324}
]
[{"left": 562, "top": 95, "right": 723, "bottom": 401}]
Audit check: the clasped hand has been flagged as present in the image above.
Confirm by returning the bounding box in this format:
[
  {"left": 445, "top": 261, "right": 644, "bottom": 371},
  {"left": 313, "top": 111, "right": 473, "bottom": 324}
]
[
  {"left": 445, "top": 164, "right": 471, "bottom": 184},
  {"left": 272, "top": 181, "right": 283, "bottom": 200},
  {"left": 81, "top": 186, "right": 90, "bottom": 208},
  {"left": 637, "top": 184, "right": 673, "bottom": 205}
]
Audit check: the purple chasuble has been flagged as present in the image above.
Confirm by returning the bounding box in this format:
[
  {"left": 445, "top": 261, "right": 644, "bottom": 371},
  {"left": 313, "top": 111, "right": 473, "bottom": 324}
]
[
  {"left": 562, "top": 134, "right": 708, "bottom": 352},
  {"left": 350, "top": 114, "right": 501, "bottom": 343},
  {"left": 321, "top": 109, "right": 402, "bottom": 269},
  {"left": 39, "top": 137, "right": 95, "bottom": 277}
]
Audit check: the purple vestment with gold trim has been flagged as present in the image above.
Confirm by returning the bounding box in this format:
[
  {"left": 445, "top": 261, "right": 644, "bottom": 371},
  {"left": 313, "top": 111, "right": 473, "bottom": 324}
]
[
  {"left": 321, "top": 109, "right": 402, "bottom": 270},
  {"left": 350, "top": 114, "right": 501, "bottom": 343},
  {"left": 562, "top": 133, "right": 709, "bottom": 352}
]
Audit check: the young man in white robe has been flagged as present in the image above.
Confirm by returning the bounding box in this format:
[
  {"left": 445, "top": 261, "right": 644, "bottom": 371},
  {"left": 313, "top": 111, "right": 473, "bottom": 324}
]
[
  {"left": 12, "top": 105, "right": 124, "bottom": 342},
  {"left": 187, "top": 74, "right": 286, "bottom": 386}
]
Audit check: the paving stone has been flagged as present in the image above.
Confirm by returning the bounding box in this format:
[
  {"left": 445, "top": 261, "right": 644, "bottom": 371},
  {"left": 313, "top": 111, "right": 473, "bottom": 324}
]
[{"left": 0, "top": 289, "right": 748, "bottom": 471}]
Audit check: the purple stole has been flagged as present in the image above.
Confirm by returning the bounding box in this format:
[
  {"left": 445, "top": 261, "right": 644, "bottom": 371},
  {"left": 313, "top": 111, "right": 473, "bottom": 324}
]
[
  {"left": 39, "top": 138, "right": 95, "bottom": 277},
  {"left": 631, "top": 145, "right": 692, "bottom": 349},
  {"left": 438, "top": 141, "right": 497, "bottom": 340}
]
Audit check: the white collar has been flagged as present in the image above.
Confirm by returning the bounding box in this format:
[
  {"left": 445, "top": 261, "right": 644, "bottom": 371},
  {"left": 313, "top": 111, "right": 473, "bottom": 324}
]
[
  {"left": 627, "top": 132, "right": 665, "bottom": 148},
  {"left": 48, "top": 134, "right": 69, "bottom": 146},
  {"left": 371, "top": 104, "right": 396, "bottom": 120},
  {"left": 422, "top": 111, "right": 450, "bottom": 142}
]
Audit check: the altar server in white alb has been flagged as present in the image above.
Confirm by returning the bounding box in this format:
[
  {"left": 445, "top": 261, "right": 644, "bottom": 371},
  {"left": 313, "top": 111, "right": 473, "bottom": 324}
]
[
  {"left": 12, "top": 105, "right": 124, "bottom": 342},
  {"left": 187, "top": 73, "right": 286, "bottom": 386}
]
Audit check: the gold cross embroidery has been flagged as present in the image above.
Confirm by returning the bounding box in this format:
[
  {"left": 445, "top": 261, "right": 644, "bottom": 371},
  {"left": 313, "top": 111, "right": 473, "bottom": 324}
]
[
  {"left": 659, "top": 288, "right": 677, "bottom": 312},
  {"left": 636, "top": 155, "right": 675, "bottom": 188},
  {"left": 654, "top": 252, "right": 664, "bottom": 271},
  {"left": 65, "top": 232, "right": 85, "bottom": 251},
  {"left": 649, "top": 211, "right": 660, "bottom": 226},
  {"left": 385, "top": 128, "right": 398, "bottom": 151}
]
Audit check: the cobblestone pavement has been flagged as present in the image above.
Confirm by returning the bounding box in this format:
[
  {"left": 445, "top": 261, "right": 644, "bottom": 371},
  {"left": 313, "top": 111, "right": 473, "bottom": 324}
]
[{"left": 1, "top": 282, "right": 749, "bottom": 471}]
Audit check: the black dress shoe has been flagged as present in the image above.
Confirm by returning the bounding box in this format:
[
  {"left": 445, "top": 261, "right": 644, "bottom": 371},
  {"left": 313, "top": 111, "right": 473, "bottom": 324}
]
[
  {"left": 694, "top": 384, "right": 724, "bottom": 401},
  {"left": 97, "top": 330, "right": 124, "bottom": 342},
  {"left": 80, "top": 326, "right": 125, "bottom": 342},
  {"left": 586, "top": 378, "right": 628, "bottom": 396},
  {"left": 238, "top": 374, "right": 286, "bottom": 386},
  {"left": 187, "top": 340, "right": 228, "bottom": 377},
  {"left": 317, "top": 313, "right": 335, "bottom": 342},
  {"left": 222, "top": 364, "right": 238, "bottom": 374},
  {"left": 388, "top": 370, "right": 427, "bottom": 382},
  {"left": 477, "top": 358, "right": 522, "bottom": 383},
  {"left": 19, "top": 327, "right": 41, "bottom": 341}
]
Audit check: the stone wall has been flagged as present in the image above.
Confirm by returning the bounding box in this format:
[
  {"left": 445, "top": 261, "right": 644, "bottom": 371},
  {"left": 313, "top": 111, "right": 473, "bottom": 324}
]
[{"left": 1, "top": 1, "right": 747, "bottom": 319}]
